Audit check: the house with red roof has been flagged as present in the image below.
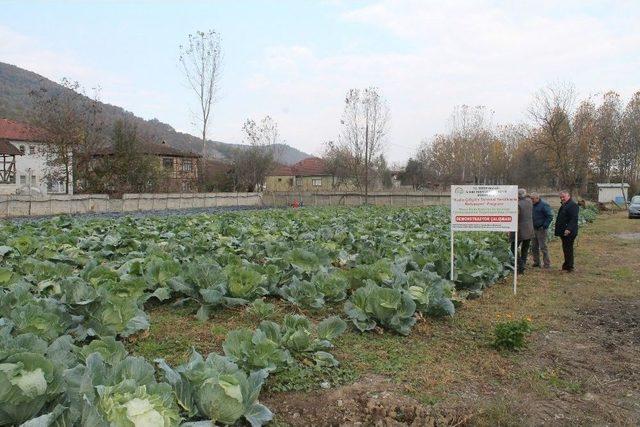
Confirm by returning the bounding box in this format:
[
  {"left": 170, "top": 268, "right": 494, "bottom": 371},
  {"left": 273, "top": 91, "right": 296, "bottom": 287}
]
[
  {"left": 265, "top": 157, "right": 355, "bottom": 192},
  {"left": 0, "top": 118, "right": 70, "bottom": 194}
]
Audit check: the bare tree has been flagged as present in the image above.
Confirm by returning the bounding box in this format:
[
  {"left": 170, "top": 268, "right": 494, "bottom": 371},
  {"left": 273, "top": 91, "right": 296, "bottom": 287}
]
[
  {"left": 406, "top": 84, "right": 639, "bottom": 195},
  {"left": 621, "top": 91, "right": 640, "bottom": 186},
  {"left": 448, "top": 105, "right": 494, "bottom": 183},
  {"left": 339, "top": 87, "right": 390, "bottom": 202},
  {"left": 595, "top": 91, "right": 622, "bottom": 183},
  {"left": 179, "top": 30, "right": 222, "bottom": 170},
  {"left": 29, "top": 79, "right": 105, "bottom": 194},
  {"left": 322, "top": 140, "right": 356, "bottom": 190},
  {"left": 231, "top": 116, "right": 282, "bottom": 191},
  {"left": 528, "top": 82, "right": 576, "bottom": 190},
  {"left": 572, "top": 99, "right": 598, "bottom": 194}
]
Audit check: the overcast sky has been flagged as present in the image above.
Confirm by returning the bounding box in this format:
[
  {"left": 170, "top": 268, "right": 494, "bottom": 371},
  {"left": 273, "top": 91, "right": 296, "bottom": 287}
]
[{"left": 2, "top": 0, "right": 639, "bottom": 164}]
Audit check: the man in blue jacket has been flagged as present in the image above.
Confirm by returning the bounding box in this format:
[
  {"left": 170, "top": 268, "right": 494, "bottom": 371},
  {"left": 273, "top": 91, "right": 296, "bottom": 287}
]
[
  {"left": 530, "top": 192, "right": 553, "bottom": 268},
  {"left": 554, "top": 190, "right": 580, "bottom": 272}
]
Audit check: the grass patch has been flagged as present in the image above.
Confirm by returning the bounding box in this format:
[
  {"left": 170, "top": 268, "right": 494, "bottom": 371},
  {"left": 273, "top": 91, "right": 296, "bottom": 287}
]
[
  {"left": 613, "top": 266, "right": 633, "bottom": 280},
  {"left": 335, "top": 331, "right": 431, "bottom": 377},
  {"left": 538, "top": 368, "right": 583, "bottom": 395},
  {"left": 129, "top": 336, "right": 191, "bottom": 365},
  {"left": 472, "top": 398, "right": 520, "bottom": 427},
  {"left": 266, "top": 365, "right": 359, "bottom": 393}
]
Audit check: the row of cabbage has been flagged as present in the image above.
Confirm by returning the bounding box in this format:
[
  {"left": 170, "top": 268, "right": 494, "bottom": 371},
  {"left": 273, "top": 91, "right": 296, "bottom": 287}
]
[
  {"left": 1, "top": 295, "right": 346, "bottom": 426},
  {"left": 0, "top": 207, "right": 515, "bottom": 426}
]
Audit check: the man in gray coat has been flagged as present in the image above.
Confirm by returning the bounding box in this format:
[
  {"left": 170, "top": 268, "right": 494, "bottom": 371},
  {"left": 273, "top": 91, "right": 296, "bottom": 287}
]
[
  {"left": 510, "top": 188, "right": 534, "bottom": 274},
  {"left": 530, "top": 192, "right": 554, "bottom": 268}
]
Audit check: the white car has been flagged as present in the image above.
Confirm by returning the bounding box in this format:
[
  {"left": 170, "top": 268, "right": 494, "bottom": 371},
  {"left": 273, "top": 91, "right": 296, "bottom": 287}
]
[{"left": 629, "top": 195, "right": 640, "bottom": 219}]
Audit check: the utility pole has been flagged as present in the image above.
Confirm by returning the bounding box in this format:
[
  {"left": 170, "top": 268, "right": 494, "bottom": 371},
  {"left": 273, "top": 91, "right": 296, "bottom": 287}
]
[{"left": 364, "top": 120, "right": 369, "bottom": 205}]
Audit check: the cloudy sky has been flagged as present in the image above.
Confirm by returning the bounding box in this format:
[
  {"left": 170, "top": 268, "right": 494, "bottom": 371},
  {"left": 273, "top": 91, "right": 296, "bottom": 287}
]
[{"left": 2, "top": 0, "right": 639, "bottom": 163}]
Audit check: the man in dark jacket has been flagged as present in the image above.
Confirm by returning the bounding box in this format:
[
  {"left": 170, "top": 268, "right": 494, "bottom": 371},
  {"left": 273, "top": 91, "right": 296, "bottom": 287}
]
[
  {"left": 530, "top": 192, "right": 554, "bottom": 268},
  {"left": 554, "top": 190, "right": 580, "bottom": 272},
  {"left": 510, "top": 188, "right": 534, "bottom": 274}
]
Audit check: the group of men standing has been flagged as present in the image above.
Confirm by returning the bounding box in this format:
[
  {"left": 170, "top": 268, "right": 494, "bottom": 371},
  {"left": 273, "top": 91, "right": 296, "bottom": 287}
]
[{"left": 511, "top": 189, "right": 580, "bottom": 274}]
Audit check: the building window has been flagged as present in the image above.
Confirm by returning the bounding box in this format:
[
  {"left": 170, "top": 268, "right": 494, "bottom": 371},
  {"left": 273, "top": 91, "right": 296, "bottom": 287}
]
[
  {"left": 47, "top": 180, "right": 65, "bottom": 193},
  {"left": 182, "top": 159, "right": 193, "bottom": 172},
  {"left": 29, "top": 146, "right": 36, "bottom": 154},
  {"left": 31, "top": 175, "right": 37, "bottom": 184},
  {"left": 181, "top": 181, "right": 190, "bottom": 192},
  {"left": 295, "top": 176, "right": 302, "bottom": 186},
  {"left": 312, "top": 178, "right": 322, "bottom": 186},
  {"left": 163, "top": 157, "right": 173, "bottom": 169},
  {"left": 20, "top": 175, "right": 26, "bottom": 185},
  {"left": 19, "top": 145, "right": 25, "bottom": 154}
]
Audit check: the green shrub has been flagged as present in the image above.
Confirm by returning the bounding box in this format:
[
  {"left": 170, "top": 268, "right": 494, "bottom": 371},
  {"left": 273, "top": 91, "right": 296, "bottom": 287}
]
[{"left": 493, "top": 318, "right": 532, "bottom": 351}]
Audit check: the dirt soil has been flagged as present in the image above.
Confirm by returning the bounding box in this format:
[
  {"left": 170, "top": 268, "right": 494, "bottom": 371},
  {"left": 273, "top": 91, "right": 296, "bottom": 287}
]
[
  {"left": 263, "top": 212, "right": 640, "bottom": 426},
  {"left": 263, "top": 375, "right": 474, "bottom": 426},
  {"left": 613, "top": 232, "right": 640, "bottom": 240}
]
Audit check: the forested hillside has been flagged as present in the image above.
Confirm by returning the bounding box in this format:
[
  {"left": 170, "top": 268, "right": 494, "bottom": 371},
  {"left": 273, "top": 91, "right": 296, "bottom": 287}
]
[{"left": 0, "top": 62, "right": 310, "bottom": 164}]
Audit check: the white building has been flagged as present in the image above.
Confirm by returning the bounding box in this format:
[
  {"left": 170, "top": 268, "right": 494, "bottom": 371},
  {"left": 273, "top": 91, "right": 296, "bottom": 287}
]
[
  {"left": 596, "top": 183, "right": 630, "bottom": 204},
  {"left": 0, "top": 119, "right": 72, "bottom": 195}
]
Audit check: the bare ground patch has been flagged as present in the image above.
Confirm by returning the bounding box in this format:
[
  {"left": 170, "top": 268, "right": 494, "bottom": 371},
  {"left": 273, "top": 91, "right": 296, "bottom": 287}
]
[
  {"left": 613, "top": 232, "right": 640, "bottom": 240},
  {"left": 264, "top": 374, "right": 473, "bottom": 426},
  {"left": 512, "top": 297, "right": 640, "bottom": 425}
]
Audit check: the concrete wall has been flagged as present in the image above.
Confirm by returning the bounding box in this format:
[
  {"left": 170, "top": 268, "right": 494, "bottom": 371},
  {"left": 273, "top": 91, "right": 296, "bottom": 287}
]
[
  {"left": 1, "top": 190, "right": 562, "bottom": 218},
  {"left": 0, "top": 192, "right": 262, "bottom": 218},
  {"left": 265, "top": 175, "right": 358, "bottom": 192}
]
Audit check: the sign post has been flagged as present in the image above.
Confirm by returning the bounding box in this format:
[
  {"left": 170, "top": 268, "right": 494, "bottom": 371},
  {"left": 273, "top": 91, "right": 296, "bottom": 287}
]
[{"left": 450, "top": 185, "right": 519, "bottom": 294}]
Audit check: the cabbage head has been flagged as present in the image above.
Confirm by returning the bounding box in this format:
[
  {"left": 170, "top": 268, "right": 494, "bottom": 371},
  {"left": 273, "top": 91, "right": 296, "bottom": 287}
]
[
  {"left": 344, "top": 282, "right": 416, "bottom": 335},
  {"left": 224, "top": 265, "right": 268, "bottom": 301},
  {"left": 96, "top": 382, "right": 181, "bottom": 427},
  {"left": 158, "top": 350, "right": 272, "bottom": 426},
  {"left": 0, "top": 352, "right": 63, "bottom": 425}
]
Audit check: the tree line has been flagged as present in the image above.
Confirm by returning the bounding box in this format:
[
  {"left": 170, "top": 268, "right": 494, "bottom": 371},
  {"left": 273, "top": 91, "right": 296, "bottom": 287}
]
[
  {"left": 24, "top": 28, "right": 396, "bottom": 195},
  {"left": 402, "top": 83, "right": 640, "bottom": 197}
]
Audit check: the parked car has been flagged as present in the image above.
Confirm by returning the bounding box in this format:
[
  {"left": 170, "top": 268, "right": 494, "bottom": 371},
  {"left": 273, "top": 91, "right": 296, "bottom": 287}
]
[{"left": 629, "top": 195, "right": 640, "bottom": 219}]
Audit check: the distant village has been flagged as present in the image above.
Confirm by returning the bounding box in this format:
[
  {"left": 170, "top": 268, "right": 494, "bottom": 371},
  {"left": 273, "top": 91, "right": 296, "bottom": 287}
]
[{"left": 0, "top": 118, "right": 404, "bottom": 198}]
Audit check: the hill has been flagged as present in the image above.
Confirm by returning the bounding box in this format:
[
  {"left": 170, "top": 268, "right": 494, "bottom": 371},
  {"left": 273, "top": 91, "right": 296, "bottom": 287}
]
[{"left": 0, "top": 62, "right": 310, "bottom": 164}]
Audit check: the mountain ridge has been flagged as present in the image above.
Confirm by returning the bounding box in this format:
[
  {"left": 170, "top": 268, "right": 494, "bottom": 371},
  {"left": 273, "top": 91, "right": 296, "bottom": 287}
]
[{"left": 0, "top": 61, "right": 311, "bottom": 165}]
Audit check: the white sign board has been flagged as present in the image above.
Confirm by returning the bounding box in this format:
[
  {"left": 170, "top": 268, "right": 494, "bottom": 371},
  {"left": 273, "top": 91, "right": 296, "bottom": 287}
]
[
  {"left": 450, "top": 185, "right": 519, "bottom": 294},
  {"left": 451, "top": 185, "right": 518, "bottom": 232}
]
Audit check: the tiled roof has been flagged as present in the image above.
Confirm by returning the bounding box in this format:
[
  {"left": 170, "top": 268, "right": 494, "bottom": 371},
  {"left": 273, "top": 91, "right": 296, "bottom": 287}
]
[
  {"left": 271, "top": 164, "right": 294, "bottom": 176},
  {"left": 269, "top": 157, "right": 328, "bottom": 177},
  {"left": 0, "top": 139, "right": 22, "bottom": 155},
  {"left": 292, "top": 157, "right": 328, "bottom": 176},
  {"left": 92, "top": 141, "right": 201, "bottom": 158},
  {"left": 0, "top": 119, "right": 48, "bottom": 142}
]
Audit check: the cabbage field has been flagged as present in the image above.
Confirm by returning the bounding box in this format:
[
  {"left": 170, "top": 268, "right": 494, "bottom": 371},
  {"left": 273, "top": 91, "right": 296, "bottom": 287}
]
[{"left": 0, "top": 206, "right": 525, "bottom": 426}]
